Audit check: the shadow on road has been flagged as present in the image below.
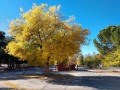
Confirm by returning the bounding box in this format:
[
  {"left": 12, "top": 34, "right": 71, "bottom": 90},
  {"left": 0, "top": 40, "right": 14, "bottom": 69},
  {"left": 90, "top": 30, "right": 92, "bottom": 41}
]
[
  {"left": 47, "top": 75, "right": 120, "bottom": 90},
  {"left": 0, "top": 88, "right": 14, "bottom": 90},
  {"left": 0, "top": 71, "right": 120, "bottom": 90}
]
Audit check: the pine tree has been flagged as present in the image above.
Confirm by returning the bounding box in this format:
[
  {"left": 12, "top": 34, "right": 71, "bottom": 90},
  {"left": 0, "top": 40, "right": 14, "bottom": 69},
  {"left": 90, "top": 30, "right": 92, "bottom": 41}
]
[{"left": 93, "top": 25, "right": 120, "bottom": 55}]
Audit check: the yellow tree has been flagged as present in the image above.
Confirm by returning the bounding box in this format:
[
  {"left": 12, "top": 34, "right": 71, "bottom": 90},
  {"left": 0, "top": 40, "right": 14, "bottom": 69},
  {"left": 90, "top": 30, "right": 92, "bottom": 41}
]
[
  {"left": 6, "top": 4, "right": 89, "bottom": 73},
  {"left": 102, "top": 49, "right": 120, "bottom": 67}
]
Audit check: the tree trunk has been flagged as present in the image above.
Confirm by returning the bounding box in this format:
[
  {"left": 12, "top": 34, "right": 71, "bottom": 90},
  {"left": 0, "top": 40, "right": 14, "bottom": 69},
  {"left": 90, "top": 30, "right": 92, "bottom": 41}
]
[
  {"left": 44, "top": 56, "right": 50, "bottom": 74},
  {"left": 45, "top": 62, "right": 49, "bottom": 74},
  {"left": 16, "top": 63, "right": 20, "bottom": 69},
  {"left": 76, "top": 65, "right": 78, "bottom": 70}
]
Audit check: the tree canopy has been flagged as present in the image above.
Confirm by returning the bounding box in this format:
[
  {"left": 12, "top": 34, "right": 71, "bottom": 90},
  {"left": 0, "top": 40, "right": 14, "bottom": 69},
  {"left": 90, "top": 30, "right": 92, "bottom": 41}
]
[
  {"left": 0, "top": 31, "right": 6, "bottom": 65},
  {"left": 94, "top": 25, "right": 120, "bottom": 67},
  {"left": 6, "top": 4, "right": 89, "bottom": 69},
  {"left": 102, "top": 48, "right": 120, "bottom": 67},
  {"left": 93, "top": 25, "right": 120, "bottom": 55}
]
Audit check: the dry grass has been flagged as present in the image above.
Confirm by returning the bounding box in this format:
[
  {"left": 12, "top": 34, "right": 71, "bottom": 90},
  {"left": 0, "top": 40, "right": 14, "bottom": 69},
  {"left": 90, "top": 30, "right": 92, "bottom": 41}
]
[
  {"left": 4, "top": 82, "right": 29, "bottom": 90},
  {"left": 93, "top": 70, "right": 120, "bottom": 74},
  {"left": 22, "top": 74, "right": 74, "bottom": 81},
  {"left": 3, "top": 74, "right": 73, "bottom": 90},
  {"left": 5, "top": 82, "right": 19, "bottom": 89}
]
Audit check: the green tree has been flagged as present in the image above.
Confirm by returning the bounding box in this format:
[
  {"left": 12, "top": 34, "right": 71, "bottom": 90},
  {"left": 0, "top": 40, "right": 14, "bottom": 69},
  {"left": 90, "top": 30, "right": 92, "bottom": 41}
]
[
  {"left": 84, "top": 54, "right": 102, "bottom": 68},
  {"left": 84, "top": 54, "right": 94, "bottom": 68},
  {"left": 77, "top": 54, "right": 84, "bottom": 66},
  {"left": 80, "top": 54, "right": 84, "bottom": 66},
  {"left": 0, "top": 31, "right": 6, "bottom": 66},
  {"left": 93, "top": 25, "right": 120, "bottom": 55},
  {"left": 0, "top": 31, "right": 21, "bottom": 69},
  {"left": 94, "top": 54, "right": 103, "bottom": 68}
]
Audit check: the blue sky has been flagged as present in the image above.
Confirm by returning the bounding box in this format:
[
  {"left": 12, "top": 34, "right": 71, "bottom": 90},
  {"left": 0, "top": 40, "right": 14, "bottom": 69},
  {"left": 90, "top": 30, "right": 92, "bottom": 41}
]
[{"left": 0, "top": 0, "right": 120, "bottom": 55}]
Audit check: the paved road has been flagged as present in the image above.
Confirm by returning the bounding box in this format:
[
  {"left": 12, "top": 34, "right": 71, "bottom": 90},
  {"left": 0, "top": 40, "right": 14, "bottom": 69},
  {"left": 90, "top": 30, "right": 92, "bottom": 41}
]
[{"left": 0, "top": 68, "right": 120, "bottom": 90}]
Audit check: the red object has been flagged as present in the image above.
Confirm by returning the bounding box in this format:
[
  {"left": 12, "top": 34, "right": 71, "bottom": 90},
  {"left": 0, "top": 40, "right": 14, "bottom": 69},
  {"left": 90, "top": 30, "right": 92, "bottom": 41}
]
[
  {"left": 58, "top": 63, "right": 75, "bottom": 71},
  {"left": 70, "top": 64, "right": 75, "bottom": 70}
]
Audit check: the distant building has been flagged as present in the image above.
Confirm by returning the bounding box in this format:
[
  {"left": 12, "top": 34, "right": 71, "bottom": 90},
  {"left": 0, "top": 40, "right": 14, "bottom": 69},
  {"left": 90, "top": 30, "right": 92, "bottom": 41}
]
[{"left": 58, "top": 63, "right": 75, "bottom": 71}]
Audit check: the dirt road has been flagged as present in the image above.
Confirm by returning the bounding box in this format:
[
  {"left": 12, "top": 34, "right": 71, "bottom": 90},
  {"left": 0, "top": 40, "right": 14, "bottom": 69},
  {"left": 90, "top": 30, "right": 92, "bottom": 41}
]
[{"left": 0, "top": 68, "right": 120, "bottom": 90}]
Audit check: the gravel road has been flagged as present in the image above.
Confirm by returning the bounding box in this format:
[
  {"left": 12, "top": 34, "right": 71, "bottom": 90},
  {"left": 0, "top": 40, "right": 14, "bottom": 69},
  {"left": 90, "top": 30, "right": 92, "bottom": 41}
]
[{"left": 0, "top": 68, "right": 120, "bottom": 90}]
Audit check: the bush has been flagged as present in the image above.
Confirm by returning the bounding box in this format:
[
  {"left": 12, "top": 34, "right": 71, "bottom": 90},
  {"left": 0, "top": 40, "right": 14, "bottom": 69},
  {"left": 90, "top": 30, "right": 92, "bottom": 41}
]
[{"left": 84, "top": 54, "right": 102, "bottom": 69}]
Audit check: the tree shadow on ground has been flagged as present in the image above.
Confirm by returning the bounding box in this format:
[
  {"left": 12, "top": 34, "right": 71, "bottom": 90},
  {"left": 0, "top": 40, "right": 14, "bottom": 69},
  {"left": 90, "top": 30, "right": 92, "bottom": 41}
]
[
  {"left": 0, "top": 71, "right": 120, "bottom": 90},
  {"left": 46, "top": 74, "right": 120, "bottom": 90},
  {"left": 0, "top": 88, "right": 14, "bottom": 90}
]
